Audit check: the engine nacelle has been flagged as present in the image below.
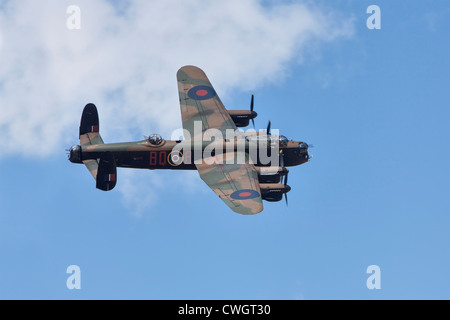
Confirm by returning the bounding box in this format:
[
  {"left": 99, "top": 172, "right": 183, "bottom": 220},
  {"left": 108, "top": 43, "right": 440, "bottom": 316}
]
[
  {"left": 260, "top": 183, "right": 291, "bottom": 202},
  {"left": 228, "top": 110, "right": 257, "bottom": 127},
  {"left": 256, "top": 166, "right": 288, "bottom": 184}
]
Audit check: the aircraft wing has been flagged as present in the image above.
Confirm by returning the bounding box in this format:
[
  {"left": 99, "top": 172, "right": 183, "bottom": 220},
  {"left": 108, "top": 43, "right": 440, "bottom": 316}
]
[
  {"left": 196, "top": 152, "right": 263, "bottom": 215},
  {"left": 177, "top": 66, "right": 263, "bottom": 214},
  {"left": 177, "top": 65, "right": 238, "bottom": 138}
]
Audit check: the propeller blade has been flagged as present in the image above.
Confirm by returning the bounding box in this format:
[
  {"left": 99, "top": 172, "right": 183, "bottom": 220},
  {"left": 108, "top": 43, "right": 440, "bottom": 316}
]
[
  {"left": 280, "top": 149, "right": 285, "bottom": 168},
  {"left": 267, "top": 120, "right": 271, "bottom": 135},
  {"left": 250, "top": 94, "right": 255, "bottom": 128},
  {"left": 284, "top": 172, "right": 289, "bottom": 207},
  {"left": 283, "top": 169, "right": 290, "bottom": 207}
]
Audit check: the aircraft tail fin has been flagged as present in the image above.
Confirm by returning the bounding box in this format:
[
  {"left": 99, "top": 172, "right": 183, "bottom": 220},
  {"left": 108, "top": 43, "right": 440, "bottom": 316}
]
[
  {"left": 79, "top": 103, "right": 104, "bottom": 146},
  {"left": 79, "top": 103, "right": 105, "bottom": 182}
]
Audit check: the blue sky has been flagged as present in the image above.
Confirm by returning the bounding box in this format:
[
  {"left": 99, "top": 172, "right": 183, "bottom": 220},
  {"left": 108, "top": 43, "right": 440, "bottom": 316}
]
[{"left": 1, "top": 0, "right": 449, "bottom": 299}]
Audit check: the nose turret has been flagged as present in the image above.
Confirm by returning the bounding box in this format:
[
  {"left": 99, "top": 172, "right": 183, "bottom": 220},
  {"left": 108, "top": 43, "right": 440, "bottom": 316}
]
[{"left": 299, "top": 142, "right": 309, "bottom": 150}]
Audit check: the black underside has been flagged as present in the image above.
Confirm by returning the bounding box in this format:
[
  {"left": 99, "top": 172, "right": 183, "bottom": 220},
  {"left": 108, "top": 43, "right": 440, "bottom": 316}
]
[
  {"left": 230, "top": 112, "right": 257, "bottom": 128},
  {"left": 79, "top": 103, "right": 99, "bottom": 135},
  {"left": 261, "top": 191, "right": 284, "bottom": 202},
  {"left": 96, "top": 152, "right": 117, "bottom": 191}
]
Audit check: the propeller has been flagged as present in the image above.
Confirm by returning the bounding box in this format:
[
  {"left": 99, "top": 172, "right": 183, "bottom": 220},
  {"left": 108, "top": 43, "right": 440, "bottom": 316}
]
[
  {"left": 279, "top": 148, "right": 289, "bottom": 206},
  {"left": 266, "top": 120, "right": 271, "bottom": 135},
  {"left": 250, "top": 94, "right": 255, "bottom": 128},
  {"left": 283, "top": 172, "right": 289, "bottom": 206}
]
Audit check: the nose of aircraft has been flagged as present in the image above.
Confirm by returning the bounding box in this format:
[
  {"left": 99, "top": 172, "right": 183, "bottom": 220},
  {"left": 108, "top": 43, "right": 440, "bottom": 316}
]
[
  {"left": 299, "top": 142, "right": 309, "bottom": 150},
  {"left": 298, "top": 142, "right": 311, "bottom": 162}
]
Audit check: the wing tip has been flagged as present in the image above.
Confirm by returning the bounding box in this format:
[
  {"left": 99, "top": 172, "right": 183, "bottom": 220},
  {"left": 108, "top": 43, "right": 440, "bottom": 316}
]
[
  {"left": 177, "top": 65, "right": 207, "bottom": 79},
  {"left": 232, "top": 202, "right": 264, "bottom": 215}
]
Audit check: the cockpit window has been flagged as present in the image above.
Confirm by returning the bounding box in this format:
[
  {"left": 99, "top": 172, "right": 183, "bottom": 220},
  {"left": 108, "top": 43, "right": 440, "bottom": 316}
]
[
  {"left": 279, "top": 135, "right": 289, "bottom": 147},
  {"left": 148, "top": 134, "right": 163, "bottom": 145}
]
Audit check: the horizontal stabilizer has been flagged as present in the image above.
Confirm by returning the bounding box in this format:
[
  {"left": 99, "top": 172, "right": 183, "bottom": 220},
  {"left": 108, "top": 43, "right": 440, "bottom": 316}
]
[{"left": 96, "top": 152, "right": 117, "bottom": 192}]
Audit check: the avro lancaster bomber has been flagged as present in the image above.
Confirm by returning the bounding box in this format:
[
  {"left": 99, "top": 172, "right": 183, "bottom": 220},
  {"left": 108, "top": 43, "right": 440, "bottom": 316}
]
[{"left": 69, "top": 66, "right": 310, "bottom": 214}]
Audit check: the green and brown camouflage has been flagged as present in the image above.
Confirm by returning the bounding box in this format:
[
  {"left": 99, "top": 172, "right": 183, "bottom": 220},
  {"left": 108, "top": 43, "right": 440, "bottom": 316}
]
[
  {"left": 177, "top": 65, "right": 265, "bottom": 214},
  {"left": 195, "top": 152, "right": 263, "bottom": 215},
  {"left": 177, "top": 65, "right": 239, "bottom": 140},
  {"left": 68, "top": 65, "right": 311, "bottom": 215}
]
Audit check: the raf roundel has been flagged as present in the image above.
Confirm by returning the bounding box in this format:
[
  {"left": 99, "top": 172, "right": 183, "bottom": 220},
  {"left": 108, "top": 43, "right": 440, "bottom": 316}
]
[
  {"left": 168, "top": 151, "right": 184, "bottom": 166},
  {"left": 230, "top": 189, "right": 260, "bottom": 200},
  {"left": 187, "top": 85, "right": 217, "bottom": 101}
]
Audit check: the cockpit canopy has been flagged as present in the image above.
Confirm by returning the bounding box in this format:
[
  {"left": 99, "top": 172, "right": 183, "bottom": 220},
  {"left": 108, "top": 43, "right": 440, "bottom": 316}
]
[
  {"left": 148, "top": 134, "right": 163, "bottom": 145},
  {"left": 279, "top": 135, "right": 289, "bottom": 147},
  {"left": 245, "top": 134, "right": 289, "bottom": 147},
  {"left": 299, "top": 142, "right": 309, "bottom": 150}
]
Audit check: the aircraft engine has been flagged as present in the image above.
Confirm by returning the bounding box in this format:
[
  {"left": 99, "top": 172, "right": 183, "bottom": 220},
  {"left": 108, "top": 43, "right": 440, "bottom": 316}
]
[
  {"left": 229, "top": 111, "right": 257, "bottom": 127},
  {"left": 256, "top": 167, "right": 288, "bottom": 183},
  {"left": 228, "top": 94, "right": 258, "bottom": 127},
  {"left": 259, "top": 183, "right": 291, "bottom": 202}
]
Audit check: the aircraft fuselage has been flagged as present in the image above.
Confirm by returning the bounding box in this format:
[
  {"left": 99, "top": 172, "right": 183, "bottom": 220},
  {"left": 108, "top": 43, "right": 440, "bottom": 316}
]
[{"left": 69, "top": 138, "right": 309, "bottom": 170}]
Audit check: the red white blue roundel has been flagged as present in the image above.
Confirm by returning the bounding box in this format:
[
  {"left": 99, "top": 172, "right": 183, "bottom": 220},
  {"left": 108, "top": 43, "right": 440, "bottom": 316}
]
[
  {"left": 230, "top": 189, "right": 260, "bottom": 200},
  {"left": 168, "top": 151, "right": 183, "bottom": 166},
  {"left": 187, "top": 85, "right": 216, "bottom": 101}
]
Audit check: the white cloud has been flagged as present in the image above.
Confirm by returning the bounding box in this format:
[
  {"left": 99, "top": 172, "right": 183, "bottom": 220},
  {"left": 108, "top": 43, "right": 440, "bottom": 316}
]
[
  {"left": 0, "top": 0, "right": 352, "bottom": 213},
  {"left": 0, "top": 0, "right": 353, "bottom": 156}
]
